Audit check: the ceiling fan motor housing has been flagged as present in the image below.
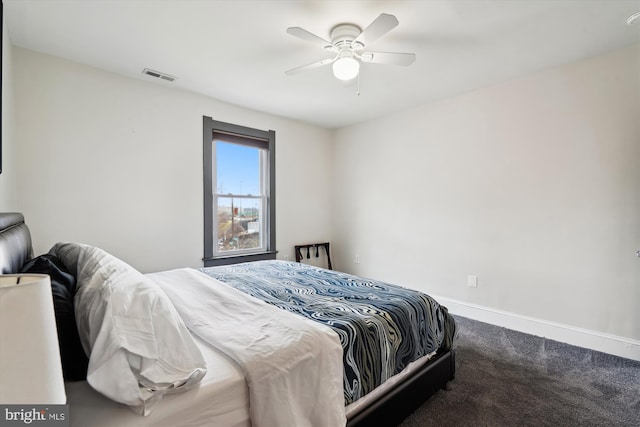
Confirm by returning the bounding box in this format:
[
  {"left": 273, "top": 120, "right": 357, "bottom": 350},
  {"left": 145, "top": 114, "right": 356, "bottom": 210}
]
[{"left": 330, "top": 24, "right": 364, "bottom": 49}]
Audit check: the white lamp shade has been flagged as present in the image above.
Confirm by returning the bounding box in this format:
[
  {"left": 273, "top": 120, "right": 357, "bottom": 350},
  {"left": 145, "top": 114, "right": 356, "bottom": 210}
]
[
  {"left": 0, "top": 274, "right": 66, "bottom": 404},
  {"left": 333, "top": 56, "right": 360, "bottom": 81}
]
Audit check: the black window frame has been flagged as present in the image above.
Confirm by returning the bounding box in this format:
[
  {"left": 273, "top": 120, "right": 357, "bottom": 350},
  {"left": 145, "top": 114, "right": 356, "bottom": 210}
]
[{"left": 203, "top": 116, "right": 276, "bottom": 267}]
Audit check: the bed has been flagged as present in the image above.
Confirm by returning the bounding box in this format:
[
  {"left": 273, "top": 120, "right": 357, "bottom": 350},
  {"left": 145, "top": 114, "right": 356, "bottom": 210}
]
[{"left": 0, "top": 212, "right": 456, "bottom": 427}]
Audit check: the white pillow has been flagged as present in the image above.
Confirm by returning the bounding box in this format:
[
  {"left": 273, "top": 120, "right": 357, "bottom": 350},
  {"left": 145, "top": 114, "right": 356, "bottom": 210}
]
[{"left": 50, "top": 242, "right": 206, "bottom": 415}]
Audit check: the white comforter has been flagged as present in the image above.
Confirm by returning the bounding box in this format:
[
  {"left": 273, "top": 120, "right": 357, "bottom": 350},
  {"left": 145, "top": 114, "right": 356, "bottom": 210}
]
[{"left": 148, "top": 268, "right": 346, "bottom": 427}]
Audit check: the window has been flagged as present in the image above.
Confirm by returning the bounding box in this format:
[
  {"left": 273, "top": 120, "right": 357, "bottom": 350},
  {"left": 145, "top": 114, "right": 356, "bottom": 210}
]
[{"left": 203, "top": 117, "right": 276, "bottom": 266}]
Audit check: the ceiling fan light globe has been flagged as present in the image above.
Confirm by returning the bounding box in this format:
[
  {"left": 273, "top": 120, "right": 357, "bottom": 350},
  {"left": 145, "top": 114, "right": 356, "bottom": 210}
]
[{"left": 333, "top": 57, "right": 360, "bottom": 80}]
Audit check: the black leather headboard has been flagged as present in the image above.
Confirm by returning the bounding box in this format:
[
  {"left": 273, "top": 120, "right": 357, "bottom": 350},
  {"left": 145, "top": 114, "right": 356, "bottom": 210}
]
[{"left": 0, "top": 213, "right": 33, "bottom": 274}]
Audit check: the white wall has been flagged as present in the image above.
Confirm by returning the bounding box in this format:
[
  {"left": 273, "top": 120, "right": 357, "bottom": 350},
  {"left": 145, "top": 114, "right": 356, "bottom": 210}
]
[
  {"left": 0, "top": 13, "right": 18, "bottom": 210},
  {"left": 13, "top": 47, "right": 333, "bottom": 273},
  {"left": 10, "top": 41, "right": 640, "bottom": 355},
  {"left": 332, "top": 44, "right": 640, "bottom": 343}
]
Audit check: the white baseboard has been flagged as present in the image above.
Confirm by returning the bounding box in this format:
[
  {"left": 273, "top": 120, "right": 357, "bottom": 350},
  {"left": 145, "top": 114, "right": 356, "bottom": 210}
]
[{"left": 432, "top": 295, "right": 640, "bottom": 362}]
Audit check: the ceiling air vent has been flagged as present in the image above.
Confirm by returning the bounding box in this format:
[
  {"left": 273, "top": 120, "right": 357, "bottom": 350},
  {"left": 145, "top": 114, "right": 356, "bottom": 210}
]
[{"left": 142, "top": 68, "right": 176, "bottom": 82}]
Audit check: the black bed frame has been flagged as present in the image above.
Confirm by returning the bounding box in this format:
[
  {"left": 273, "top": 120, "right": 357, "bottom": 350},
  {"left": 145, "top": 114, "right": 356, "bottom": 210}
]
[
  {"left": 348, "top": 349, "right": 455, "bottom": 427},
  {"left": 0, "top": 212, "right": 456, "bottom": 427}
]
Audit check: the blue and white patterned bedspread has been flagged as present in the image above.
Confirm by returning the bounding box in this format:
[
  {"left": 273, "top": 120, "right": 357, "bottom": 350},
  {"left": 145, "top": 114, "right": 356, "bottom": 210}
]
[{"left": 201, "top": 260, "right": 456, "bottom": 404}]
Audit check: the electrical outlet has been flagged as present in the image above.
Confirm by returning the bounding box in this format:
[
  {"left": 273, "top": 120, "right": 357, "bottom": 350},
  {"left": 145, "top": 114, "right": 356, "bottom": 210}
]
[
  {"left": 355, "top": 254, "right": 360, "bottom": 264},
  {"left": 467, "top": 275, "right": 478, "bottom": 288},
  {"left": 284, "top": 255, "right": 290, "bottom": 261}
]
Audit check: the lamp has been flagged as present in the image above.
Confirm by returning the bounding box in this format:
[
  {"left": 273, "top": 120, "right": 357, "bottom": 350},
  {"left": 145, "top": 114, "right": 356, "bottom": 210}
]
[
  {"left": 0, "top": 274, "right": 66, "bottom": 404},
  {"left": 333, "top": 51, "right": 360, "bottom": 81}
]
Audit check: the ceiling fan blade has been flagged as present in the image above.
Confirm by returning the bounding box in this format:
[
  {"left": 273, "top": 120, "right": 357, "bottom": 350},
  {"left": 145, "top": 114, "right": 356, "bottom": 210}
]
[
  {"left": 360, "top": 51, "right": 416, "bottom": 66},
  {"left": 352, "top": 13, "right": 399, "bottom": 48},
  {"left": 285, "top": 57, "right": 335, "bottom": 75},
  {"left": 286, "top": 27, "right": 333, "bottom": 50}
]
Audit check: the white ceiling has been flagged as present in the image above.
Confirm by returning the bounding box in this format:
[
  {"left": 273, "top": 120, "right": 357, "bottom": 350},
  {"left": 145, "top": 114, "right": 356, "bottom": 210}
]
[{"left": 5, "top": 0, "right": 640, "bottom": 129}]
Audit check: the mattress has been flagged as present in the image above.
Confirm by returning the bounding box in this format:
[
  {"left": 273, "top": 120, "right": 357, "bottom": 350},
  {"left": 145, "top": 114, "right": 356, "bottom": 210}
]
[
  {"left": 65, "top": 335, "right": 250, "bottom": 427},
  {"left": 65, "top": 262, "right": 453, "bottom": 426}
]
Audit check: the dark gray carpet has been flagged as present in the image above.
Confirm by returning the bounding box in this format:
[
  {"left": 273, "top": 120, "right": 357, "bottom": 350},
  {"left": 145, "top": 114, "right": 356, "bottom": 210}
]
[{"left": 398, "top": 316, "right": 640, "bottom": 427}]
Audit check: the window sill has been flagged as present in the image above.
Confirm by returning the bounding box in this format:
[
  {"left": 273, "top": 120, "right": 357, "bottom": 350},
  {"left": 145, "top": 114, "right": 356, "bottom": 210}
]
[{"left": 203, "top": 251, "right": 277, "bottom": 267}]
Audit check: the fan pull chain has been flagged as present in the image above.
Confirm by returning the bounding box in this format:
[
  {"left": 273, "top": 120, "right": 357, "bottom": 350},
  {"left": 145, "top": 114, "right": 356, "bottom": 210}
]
[{"left": 356, "top": 72, "right": 361, "bottom": 96}]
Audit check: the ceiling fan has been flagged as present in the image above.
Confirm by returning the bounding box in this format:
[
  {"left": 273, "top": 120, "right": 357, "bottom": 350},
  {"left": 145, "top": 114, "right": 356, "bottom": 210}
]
[{"left": 285, "top": 13, "right": 416, "bottom": 82}]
